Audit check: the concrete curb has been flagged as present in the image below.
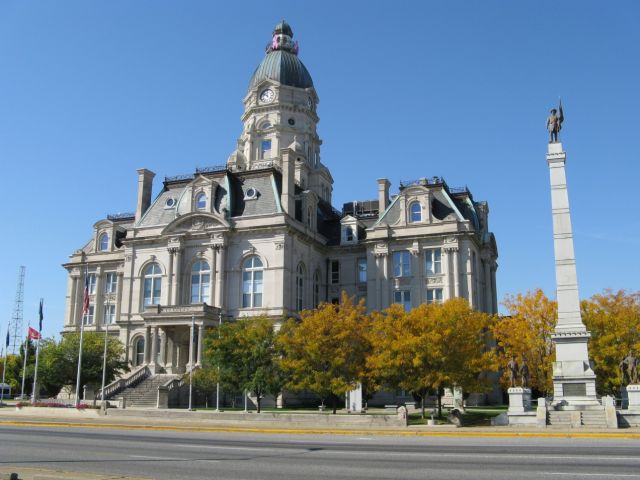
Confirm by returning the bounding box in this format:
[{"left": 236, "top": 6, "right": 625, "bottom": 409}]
[{"left": 2, "top": 418, "right": 640, "bottom": 439}]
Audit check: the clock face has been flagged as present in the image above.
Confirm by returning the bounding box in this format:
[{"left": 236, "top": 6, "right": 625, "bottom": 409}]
[
  {"left": 259, "top": 89, "right": 275, "bottom": 104},
  {"left": 307, "top": 96, "right": 313, "bottom": 110}
]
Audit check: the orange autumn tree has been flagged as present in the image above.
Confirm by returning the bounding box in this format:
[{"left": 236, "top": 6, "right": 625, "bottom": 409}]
[
  {"left": 582, "top": 290, "right": 640, "bottom": 395},
  {"left": 368, "top": 299, "right": 497, "bottom": 418},
  {"left": 493, "top": 289, "right": 556, "bottom": 395},
  {"left": 278, "top": 293, "right": 370, "bottom": 413}
]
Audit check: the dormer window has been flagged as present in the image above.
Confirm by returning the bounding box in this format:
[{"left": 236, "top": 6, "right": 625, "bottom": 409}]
[
  {"left": 409, "top": 202, "right": 422, "bottom": 223},
  {"left": 260, "top": 121, "right": 272, "bottom": 130},
  {"left": 98, "top": 233, "right": 109, "bottom": 252},
  {"left": 260, "top": 139, "right": 272, "bottom": 159},
  {"left": 196, "top": 193, "right": 206, "bottom": 210},
  {"left": 346, "top": 226, "right": 354, "bottom": 242}
]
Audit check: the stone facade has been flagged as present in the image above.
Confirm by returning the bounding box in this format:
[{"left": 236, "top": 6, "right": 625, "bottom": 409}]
[{"left": 62, "top": 22, "right": 499, "bottom": 389}]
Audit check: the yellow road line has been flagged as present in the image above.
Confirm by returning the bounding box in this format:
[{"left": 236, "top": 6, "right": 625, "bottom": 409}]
[{"left": 1, "top": 420, "right": 640, "bottom": 439}]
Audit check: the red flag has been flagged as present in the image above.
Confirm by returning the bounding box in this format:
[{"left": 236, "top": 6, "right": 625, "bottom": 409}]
[{"left": 28, "top": 327, "right": 41, "bottom": 340}]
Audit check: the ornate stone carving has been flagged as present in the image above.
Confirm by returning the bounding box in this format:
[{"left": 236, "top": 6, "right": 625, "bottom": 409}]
[
  {"left": 374, "top": 243, "right": 388, "bottom": 257},
  {"left": 191, "top": 218, "right": 204, "bottom": 231},
  {"left": 275, "top": 242, "right": 284, "bottom": 250},
  {"left": 427, "top": 276, "right": 443, "bottom": 285}
]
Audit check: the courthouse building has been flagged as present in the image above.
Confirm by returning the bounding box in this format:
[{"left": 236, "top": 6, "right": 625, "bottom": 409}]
[{"left": 62, "top": 22, "right": 498, "bottom": 400}]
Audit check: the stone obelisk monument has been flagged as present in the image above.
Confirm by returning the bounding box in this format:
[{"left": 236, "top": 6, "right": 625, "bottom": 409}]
[{"left": 546, "top": 104, "right": 598, "bottom": 407}]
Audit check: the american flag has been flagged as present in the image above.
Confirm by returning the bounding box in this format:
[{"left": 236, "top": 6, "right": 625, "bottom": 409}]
[{"left": 82, "top": 272, "right": 90, "bottom": 316}]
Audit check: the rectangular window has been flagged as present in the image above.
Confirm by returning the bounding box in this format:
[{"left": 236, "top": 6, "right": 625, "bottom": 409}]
[
  {"left": 87, "top": 274, "right": 97, "bottom": 295},
  {"left": 104, "top": 272, "right": 118, "bottom": 294},
  {"left": 331, "top": 260, "right": 340, "bottom": 284},
  {"left": 357, "top": 258, "right": 367, "bottom": 283},
  {"left": 393, "top": 251, "right": 412, "bottom": 277},
  {"left": 393, "top": 290, "right": 411, "bottom": 312},
  {"left": 84, "top": 305, "right": 94, "bottom": 325},
  {"left": 260, "top": 139, "right": 272, "bottom": 159},
  {"left": 425, "top": 248, "right": 442, "bottom": 275},
  {"left": 103, "top": 303, "right": 116, "bottom": 324},
  {"left": 427, "top": 288, "right": 443, "bottom": 304}
]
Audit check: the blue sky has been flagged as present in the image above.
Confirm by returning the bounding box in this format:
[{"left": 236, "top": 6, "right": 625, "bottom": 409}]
[{"left": 0, "top": 1, "right": 638, "bottom": 340}]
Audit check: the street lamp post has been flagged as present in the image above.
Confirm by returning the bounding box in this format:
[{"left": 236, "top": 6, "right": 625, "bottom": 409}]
[
  {"left": 100, "top": 294, "right": 113, "bottom": 413},
  {"left": 215, "top": 310, "right": 222, "bottom": 412}
]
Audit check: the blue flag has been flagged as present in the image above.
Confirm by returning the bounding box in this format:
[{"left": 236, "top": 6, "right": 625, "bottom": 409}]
[
  {"left": 5, "top": 330, "right": 8, "bottom": 347},
  {"left": 39, "top": 299, "right": 44, "bottom": 333}
]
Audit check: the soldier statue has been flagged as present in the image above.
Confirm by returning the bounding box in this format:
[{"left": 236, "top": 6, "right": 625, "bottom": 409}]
[
  {"left": 507, "top": 355, "right": 519, "bottom": 388},
  {"left": 520, "top": 356, "right": 530, "bottom": 389},
  {"left": 546, "top": 102, "right": 564, "bottom": 143},
  {"left": 620, "top": 350, "right": 639, "bottom": 385}
]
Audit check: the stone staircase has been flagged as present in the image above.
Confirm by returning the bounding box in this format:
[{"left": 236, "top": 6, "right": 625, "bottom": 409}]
[
  {"left": 547, "top": 409, "right": 608, "bottom": 428},
  {"left": 118, "top": 374, "right": 179, "bottom": 409}
]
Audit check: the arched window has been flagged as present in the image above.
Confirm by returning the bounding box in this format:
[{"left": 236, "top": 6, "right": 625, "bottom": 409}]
[
  {"left": 190, "top": 260, "right": 210, "bottom": 304},
  {"left": 143, "top": 263, "right": 162, "bottom": 306},
  {"left": 98, "top": 233, "right": 109, "bottom": 251},
  {"left": 242, "top": 256, "right": 263, "bottom": 308},
  {"left": 134, "top": 337, "right": 145, "bottom": 366},
  {"left": 313, "top": 270, "right": 321, "bottom": 308},
  {"left": 196, "top": 193, "right": 206, "bottom": 210},
  {"left": 409, "top": 202, "right": 421, "bottom": 223},
  {"left": 296, "top": 263, "right": 305, "bottom": 311}
]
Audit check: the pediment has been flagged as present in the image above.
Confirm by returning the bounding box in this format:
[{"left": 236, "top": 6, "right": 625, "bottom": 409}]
[{"left": 162, "top": 212, "right": 229, "bottom": 235}]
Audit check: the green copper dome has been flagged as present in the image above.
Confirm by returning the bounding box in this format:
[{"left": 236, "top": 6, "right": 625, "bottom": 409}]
[{"left": 248, "top": 21, "right": 313, "bottom": 91}]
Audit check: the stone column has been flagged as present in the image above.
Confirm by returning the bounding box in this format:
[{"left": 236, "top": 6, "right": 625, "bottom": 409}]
[
  {"left": 215, "top": 247, "right": 226, "bottom": 311},
  {"left": 491, "top": 263, "right": 498, "bottom": 313},
  {"left": 547, "top": 142, "right": 597, "bottom": 406},
  {"left": 93, "top": 267, "right": 103, "bottom": 326},
  {"left": 149, "top": 326, "right": 159, "bottom": 372},
  {"left": 209, "top": 245, "right": 217, "bottom": 306},
  {"left": 452, "top": 248, "right": 460, "bottom": 298},
  {"left": 197, "top": 324, "right": 204, "bottom": 366},
  {"left": 70, "top": 271, "right": 81, "bottom": 327},
  {"left": 159, "top": 327, "right": 167, "bottom": 368},
  {"left": 483, "top": 255, "right": 493, "bottom": 314},
  {"left": 115, "top": 272, "right": 124, "bottom": 324},
  {"left": 166, "top": 248, "right": 175, "bottom": 306},
  {"left": 173, "top": 249, "right": 182, "bottom": 305},
  {"left": 465, "top": 248, "right": 474, "bottom": 308},
  {"left": 374, "top": 255, "right": 382, "bottom": 310},
  {"left": 143, "top": 326, "right": 151, "bottom": 365}
]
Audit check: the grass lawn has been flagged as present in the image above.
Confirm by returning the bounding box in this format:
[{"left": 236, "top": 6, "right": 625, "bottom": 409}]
[{"left": 408, "top": 406, "right": 508, "bottom": 426}]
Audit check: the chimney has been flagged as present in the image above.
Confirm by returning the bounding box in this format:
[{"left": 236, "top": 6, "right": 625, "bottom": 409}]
[
  {"left": 377, "top": 178, "right": 390, "bottom": 218},
  {"left": 281, "top": 150, "right": 295, "bottom": 215},
  {"left": 135, "top": 168, "right": 155, "bottom": 222}
]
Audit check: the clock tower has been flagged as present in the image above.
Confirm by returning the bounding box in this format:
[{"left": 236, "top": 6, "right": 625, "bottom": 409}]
[{"left": 227, "top": 21, "right": 333, "bottom": 204}]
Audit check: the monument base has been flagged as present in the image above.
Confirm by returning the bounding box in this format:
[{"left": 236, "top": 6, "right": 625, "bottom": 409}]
[{"left": 507, "top": 387, "right": 531, "bottom": 413}]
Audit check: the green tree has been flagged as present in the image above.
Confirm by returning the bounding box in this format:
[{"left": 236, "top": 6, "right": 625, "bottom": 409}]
[
  {"left": 493, "top": 289, "right": 556, "bottom": 395},
  {"left": 39, "top": 332, "right": 127, "bottom": 398},
  {"left": 279, "top": 293, "right": 370, "bottom": 413},
  {"left": 582, "top": 290, "right": 640, "bottom": 395},
  {"left": 1, "top": 339, "right": 37, "bottom": 397},
  {"left": 203, "top": 317, "right": 285, "bottom": 413}
]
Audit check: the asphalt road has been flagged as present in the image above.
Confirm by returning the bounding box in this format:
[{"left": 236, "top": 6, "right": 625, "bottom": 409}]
[{"left": 1, "top": 425, "right": 640, "bottom": 479}]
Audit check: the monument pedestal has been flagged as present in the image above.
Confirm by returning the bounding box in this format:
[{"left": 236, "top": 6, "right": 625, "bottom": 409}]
[
  {"left": 624, "top": 384, "right": 640, "bottom": 411},
  {"left": 506, "top": 388, "right": 537, "bottom": 426},
  {"left": 507, "top": 387, "right": 531, "bottom": 413}
]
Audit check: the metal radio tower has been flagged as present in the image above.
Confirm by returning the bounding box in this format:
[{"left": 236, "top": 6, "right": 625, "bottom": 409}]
[{"left": 9, "top": 266, "right": 26, "bottom": 355}]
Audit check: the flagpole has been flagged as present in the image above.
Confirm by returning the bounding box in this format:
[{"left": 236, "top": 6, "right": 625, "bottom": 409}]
[
  {"left": 31, "top": 338, "right": 41, "bottom": 403},
  {"left": 31, "top": 299, "right": 44, "bottom": 404},
  {"left": 75, "top": 268, "right": 89, "bottom": 407},
  {"left": 20, "top": 323, "right": 30, "bottom": 400},
  {"left": 1, "top": 344, "right": 7, "bottom": 406}
]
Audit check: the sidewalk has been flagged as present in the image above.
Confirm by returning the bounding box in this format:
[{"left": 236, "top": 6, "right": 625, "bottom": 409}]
[{"left": 2, "top": 407, "right": 640, "bottom": 438}]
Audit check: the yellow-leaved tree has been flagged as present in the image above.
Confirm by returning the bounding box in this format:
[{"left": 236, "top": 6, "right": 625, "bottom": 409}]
[
  {"left": 368, "top": 298, "right": 497, "bottom": 418},
  {"left": 278, "top": 293, "right": 370, "bottom": 413},
  {"left": 582, "top": 290, "right": 640, "bottom": 395},
  {"left": 493, "top": 289, "right": 556, "bottom": 395}
]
